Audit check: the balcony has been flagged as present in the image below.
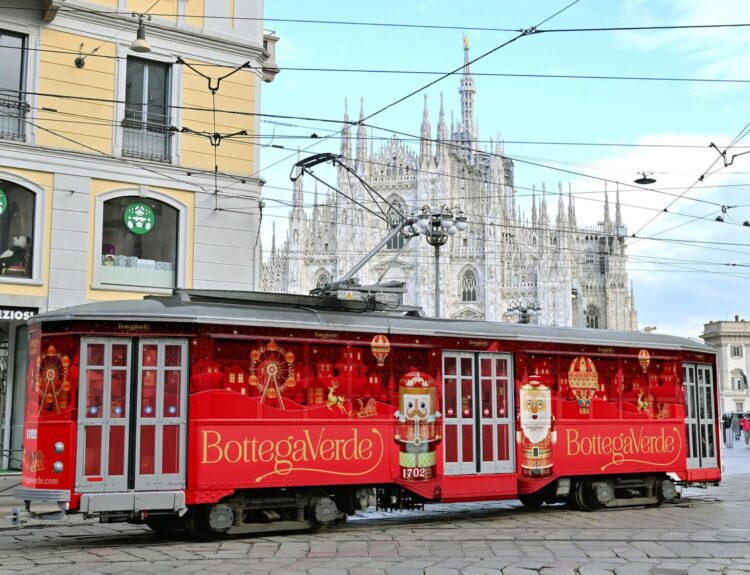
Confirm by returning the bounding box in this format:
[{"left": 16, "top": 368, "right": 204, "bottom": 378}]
[
  {"left": 0, "top": 93, "right": 29, "bottom": 141},
  {"left": 122, "top": 110, "right": 172, "bottom": 162}
]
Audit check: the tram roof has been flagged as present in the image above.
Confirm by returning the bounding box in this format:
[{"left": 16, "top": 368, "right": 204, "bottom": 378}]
[{"left": 33, "top": 289, "right": 712, "bottom": 354}]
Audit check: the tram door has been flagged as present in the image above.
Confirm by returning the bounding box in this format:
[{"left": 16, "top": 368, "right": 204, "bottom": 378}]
[
  {"left": 683, "top": 363, "right": 718, "bottom": 469},
  {"left": 76, "top": 338, "right": 188, "bottom": 492},
  {"left": 442, "top": 352, "right": 515, "bottom": 475}
]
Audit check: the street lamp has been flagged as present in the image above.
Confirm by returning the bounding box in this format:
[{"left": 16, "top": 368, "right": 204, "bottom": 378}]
[
  {"left": 411, "top": 205, "right": 469, "bottom": 318},
  {"left": 504, "top": 299, "right": 541, "bottom": 324}
]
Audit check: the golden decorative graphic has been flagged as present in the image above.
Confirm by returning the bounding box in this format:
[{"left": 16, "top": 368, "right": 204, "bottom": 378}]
[
  {"left": 638, "top": 349, "right": 651, "bottom": 373},
  {"left": 36, "top": 345, "right": 70, "bottom": 415},
  {"left": 568, "top": 356, "right": 599, "bottom": 414},
  {"left": 248, "top": 340, "right": 295, "bottom": 408},
  {"left": 370, "top": 334, "right": 390, "bottom": 366}
]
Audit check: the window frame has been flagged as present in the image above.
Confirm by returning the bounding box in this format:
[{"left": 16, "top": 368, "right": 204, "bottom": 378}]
[
  {"left": 730, "top": 345, "right": 743, "bottom": 359},
  {"left": 0, "top": 20, "right": 38, "bottom": 144},
  {"left": 460, "top": 268, "right": 478, "bottom": 303},
  {"left": 0, "top": 173, "right": 44, "bottom": 285},
  {"left": 114, "top": 46, "right": 182, "bottom": 164},
  {"left": 92, "top": 189, "right": 187, "bottom": 294}
]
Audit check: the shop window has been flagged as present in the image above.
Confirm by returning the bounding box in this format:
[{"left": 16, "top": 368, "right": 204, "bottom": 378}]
[
  {"left": 123, "top": 58, "right": 171, "bottom": 161},
  {"left": 0, "top": 30, "right": 27, "bottom": 140},
  {"left": 99, "top": 195, "right": 178, "bottom": 289},
  {"left": 0, "top": 181, "right": 34, "bottom": 279}
]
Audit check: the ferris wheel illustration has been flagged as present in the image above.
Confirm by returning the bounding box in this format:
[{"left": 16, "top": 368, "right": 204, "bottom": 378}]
[{"left": 249, "top": 340, "right": 296, "bottom": 409}]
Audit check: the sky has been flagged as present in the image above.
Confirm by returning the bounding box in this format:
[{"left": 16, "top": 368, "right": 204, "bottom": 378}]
[{"left": 255, "top": 0, "right": 750, "bottom": 338}]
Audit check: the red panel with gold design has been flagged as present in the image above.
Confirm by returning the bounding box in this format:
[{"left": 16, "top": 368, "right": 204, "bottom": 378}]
[{"left": 21, "top": 328, "right": 79, "bottom": 494}]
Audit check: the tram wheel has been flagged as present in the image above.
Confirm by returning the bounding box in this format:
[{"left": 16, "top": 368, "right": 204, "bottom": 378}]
[
  {"left": 518, "top": 493, "right": 545, "bottom": 509},
  {"left": 185, "top": 504, "right": 232, "bottom": 540},
  {"left": 574, "top": 480, "right": 599, "bottom": 512}
]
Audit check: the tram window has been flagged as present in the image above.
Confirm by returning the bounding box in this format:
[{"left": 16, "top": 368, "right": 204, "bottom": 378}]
[
  {"left": 99, "top": 195, "right": 178, "bottom": 289},
  {"left": 204, "top": 338, "right": 432, "bottom": 408}
]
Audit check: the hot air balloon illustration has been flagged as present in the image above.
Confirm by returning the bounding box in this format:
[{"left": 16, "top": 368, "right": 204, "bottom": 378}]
[
  {"left": 568, "top": 356, "right": 599, "bottom": 414},
  {"left": 638, "top": 349, "right": 650, "bottom": 373},
  {"left": 371, "top": 334, "right": 391, "bottom": 367}
]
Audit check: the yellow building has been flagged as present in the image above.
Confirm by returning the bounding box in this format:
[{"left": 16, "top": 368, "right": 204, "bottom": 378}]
[{"left": 0, "top": 0, "right": 279, "bottom": 468}]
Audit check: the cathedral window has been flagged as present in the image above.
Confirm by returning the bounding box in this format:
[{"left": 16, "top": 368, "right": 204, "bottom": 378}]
[
  {"left": 460, "top": 269, "right": 478, "bottom": 302},
  {"left": 315, "top": 270, "right": 331, "bottom": 289},
  {"left": 385, "top": 199, "right": 406, "bottom": 250},
  {"left": 585, "top": 305, "right": 600, "bottom": 329}
]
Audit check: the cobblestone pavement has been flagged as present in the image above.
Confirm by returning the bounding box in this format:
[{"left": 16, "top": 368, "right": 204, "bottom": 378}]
[{"left": 0, "top": 448, "right": 749, "bottom": 574}]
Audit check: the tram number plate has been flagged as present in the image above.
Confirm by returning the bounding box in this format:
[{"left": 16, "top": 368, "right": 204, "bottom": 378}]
[{"left": 402, "top": 467, "right": 426, "bottom": 480}]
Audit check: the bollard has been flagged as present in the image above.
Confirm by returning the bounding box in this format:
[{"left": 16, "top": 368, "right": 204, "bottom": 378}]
[{"left": 726, "top": 427, "right": 734, "bottom": 448}]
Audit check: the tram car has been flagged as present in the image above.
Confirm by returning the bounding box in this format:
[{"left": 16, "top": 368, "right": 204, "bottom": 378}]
[{"left": 13, "top": 290, "right": 720, "bottom": 537}]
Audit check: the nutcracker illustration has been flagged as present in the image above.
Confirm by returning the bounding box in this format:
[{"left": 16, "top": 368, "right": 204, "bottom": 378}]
[
  {"left": 518, "top": 376, "right": 554, "bottom": 477},
  {"left": 394, "top": 371, "right": 442, "bottom": 481}
]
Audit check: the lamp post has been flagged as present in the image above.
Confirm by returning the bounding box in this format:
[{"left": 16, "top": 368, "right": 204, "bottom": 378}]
[
  {"left": 404, "top": 206, "right": 468, "bottom": 318},
  {"left": 504, "top": 299, "right": 541, "bottom": 324}
]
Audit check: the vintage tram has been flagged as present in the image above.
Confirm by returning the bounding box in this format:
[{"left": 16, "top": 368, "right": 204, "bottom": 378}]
[{"left": 13, "top": 290, "right": 720, "bottom": 537}]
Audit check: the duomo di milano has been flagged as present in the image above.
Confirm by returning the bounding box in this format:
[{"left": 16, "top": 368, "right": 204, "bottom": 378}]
[{"left": 261, "top": 40, "right": 638, "bottom": 330}]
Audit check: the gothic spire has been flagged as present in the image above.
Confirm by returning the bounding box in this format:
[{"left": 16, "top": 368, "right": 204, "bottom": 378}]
[
  {"left": 604, "top": 182, "right": 611, "bottom": 226},
  {"left": 293, "top": 149, "right": 304, "bottom": 208},
  {"left": 531, "top": 185, "right": 538, "bottom": 226},
  {"left": 568, "top": 183, "right": 577, "bottom": 229},
  {"left": 540, "top": 182, "right": 549, "bottom": 228},
  {"left": 615, "top": 182, "right": 622, "bottom": 229},
  {"left": 459, "top": 35, "right": 476, "bottom": 150},
  {"left": 556, "top": 182, "right": 567, "bottom": 228},
  {"left": 271, "top": 221, "right": 276, "bottom": 255},
  {"left": 356, "top": 97, "right": 367, "bottom": 173},
  {"left": 341, "top": 98, "right": 352, "bottom": 160},
  {"left": 420, "top": 94, "right": 432, "bottom": 161},
  {"left": 436, "top": 93, "right": 447, "bottom": 160}
]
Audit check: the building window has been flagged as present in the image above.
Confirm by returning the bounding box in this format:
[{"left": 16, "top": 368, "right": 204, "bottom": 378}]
[
  {"left": 736, "top": 402, "right": 745, "bottom": 412},
  {"left": 0, "top": 30, "right": 27, "bottom": 140},
  {"left": 731, "top": 369, "right": 747, "bottom": 391},
  {"left": 385, "top": 201, "right": 406, "bottom": 250},
  {"left": 99, "top": 195, "right": 178, "bottom": 289},
  {"left": 461, "top": 269, "right": 478, "bottom": 302},
  {"left": 731, "top": 345, "right": 743, "bottom": 359},
  {"left": 315, "top": 270, "right": 331, "bottom": 289},
  {"left": 123, "top": 58, "right": 171, "bottom": 161},
  {"left": 0, "top": 181, "right": 34, "bottom": 278},
  {"left": 585, "top": 304, "right": 600, "bottom": 329}
]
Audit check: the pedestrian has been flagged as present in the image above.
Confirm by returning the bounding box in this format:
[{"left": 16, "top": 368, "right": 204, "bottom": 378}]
[
  {"left": 723, "top": 413, "right": 731, "bottom": 445},
  {"left": 742, "top": 414, "right": 750, "bottom": 448},
  {"left": 732, "top": 413, "right": 741, "bottom": 441}
]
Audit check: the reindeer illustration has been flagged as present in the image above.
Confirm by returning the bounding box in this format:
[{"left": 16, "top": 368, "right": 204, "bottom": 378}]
[{"left": 326, "top": 381, "right": 347, "bottom": 414}]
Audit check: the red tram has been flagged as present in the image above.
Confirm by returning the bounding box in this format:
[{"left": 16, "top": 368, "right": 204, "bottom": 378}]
[{"left": 13, "top": 290, "right": 720, "bottom": 536}]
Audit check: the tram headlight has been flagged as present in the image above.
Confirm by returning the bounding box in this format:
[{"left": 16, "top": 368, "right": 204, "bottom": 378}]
[
  {"left": 53, "top": 442, "right": 64, "bottom": 454},
  {"left": 53, "top": 461, "right": 64, "bottom": 474}
]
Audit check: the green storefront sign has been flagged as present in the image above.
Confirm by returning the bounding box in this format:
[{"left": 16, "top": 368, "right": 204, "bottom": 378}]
[
  {"left": 123, "top": 202, "right": 156, "bottom": 235},
  {"left": 0, "top": 189, "right": 6, "bottom": 216}
]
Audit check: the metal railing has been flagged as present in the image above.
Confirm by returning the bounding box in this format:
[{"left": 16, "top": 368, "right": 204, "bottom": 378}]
[
  {"left": 0, "top": 92, "right": 28, "bottom": 141},
  {"left": 122, "top": 110, "right": 172, "bottom": 162}
]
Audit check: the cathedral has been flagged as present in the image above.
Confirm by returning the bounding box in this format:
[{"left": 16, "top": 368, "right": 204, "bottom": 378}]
[{"left": 261, "top": 40, "right": 638, "bottom": 330}]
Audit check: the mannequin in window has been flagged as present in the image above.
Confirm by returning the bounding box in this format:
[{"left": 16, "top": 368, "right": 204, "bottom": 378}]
[{"left": 0, "top": 235, "right": 30, "bottom": 276}]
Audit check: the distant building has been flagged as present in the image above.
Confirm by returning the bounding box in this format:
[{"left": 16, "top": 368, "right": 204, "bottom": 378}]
[
  {"left": 702, "top": 316, "right": 750, "bottom": 413},
  {"left": 0, "top": 2, "right": 277, "bottom": 469},
  {"left": 262, "top": 39, "right": 637, "bottom": 331}
]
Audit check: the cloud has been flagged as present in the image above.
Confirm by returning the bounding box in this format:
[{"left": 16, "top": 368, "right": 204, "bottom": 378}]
[{"left": 617, "top": 0, "right": 750, "bottom": 81}]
